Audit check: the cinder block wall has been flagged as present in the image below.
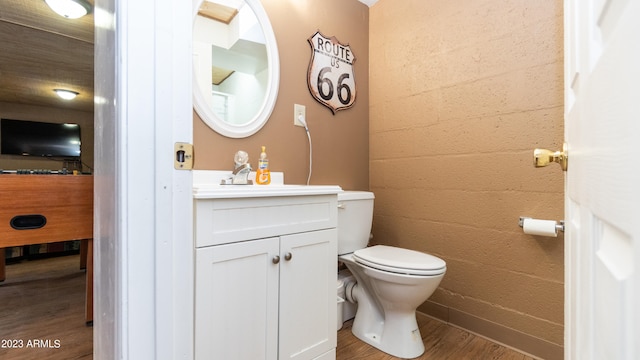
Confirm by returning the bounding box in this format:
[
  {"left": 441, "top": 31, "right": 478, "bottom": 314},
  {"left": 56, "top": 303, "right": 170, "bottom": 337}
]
[{"left": 368, "top": 1, "right": 564, "bottom": 358}]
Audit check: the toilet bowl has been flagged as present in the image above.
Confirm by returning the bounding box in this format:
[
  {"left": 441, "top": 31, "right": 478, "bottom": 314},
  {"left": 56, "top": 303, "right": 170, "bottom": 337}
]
[{"left": 337, "top": 191, "right": 446, "bottom": 359}]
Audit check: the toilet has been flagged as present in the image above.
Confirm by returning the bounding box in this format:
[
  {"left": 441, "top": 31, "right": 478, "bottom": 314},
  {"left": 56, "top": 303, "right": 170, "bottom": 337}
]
[{"left": 337, "top": 191, "right": 446, "bottom": 359}]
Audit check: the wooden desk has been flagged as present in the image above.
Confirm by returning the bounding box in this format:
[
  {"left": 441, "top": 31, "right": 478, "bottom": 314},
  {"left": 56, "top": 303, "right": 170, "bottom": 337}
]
[{"left": 0, "top": 175, "right": 93, "bottom": 323}]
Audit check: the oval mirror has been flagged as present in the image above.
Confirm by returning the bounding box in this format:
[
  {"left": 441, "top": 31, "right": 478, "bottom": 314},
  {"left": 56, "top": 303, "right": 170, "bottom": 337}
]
[{"left": 193, "top": 0, "right": 280, "bottom": 138}]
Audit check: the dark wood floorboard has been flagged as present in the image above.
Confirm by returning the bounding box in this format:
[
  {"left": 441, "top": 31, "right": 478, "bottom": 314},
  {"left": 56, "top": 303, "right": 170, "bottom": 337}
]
[{"left": 0, "top": 255, "right": 92, "bottom": 360}]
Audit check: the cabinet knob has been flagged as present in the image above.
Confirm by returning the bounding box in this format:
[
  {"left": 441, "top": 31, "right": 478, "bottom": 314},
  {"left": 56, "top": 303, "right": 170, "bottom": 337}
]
[
  {"left": 284, "top": 252, "right": 292, "bottom": 261},
  {"left": 272, "top": 255, "right": 280, "bottom": 264}
]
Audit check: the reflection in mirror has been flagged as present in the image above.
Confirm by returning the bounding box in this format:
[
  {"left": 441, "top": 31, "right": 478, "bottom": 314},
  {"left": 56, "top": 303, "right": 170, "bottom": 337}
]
[{"left": 193, "top": 0, "right": 279, "bottom": 138}]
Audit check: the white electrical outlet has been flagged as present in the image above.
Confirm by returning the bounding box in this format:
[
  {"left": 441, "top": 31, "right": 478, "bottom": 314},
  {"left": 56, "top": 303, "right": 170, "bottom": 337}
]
[{"left": 294, "top": 104, "right": 306, "bottom": 127}]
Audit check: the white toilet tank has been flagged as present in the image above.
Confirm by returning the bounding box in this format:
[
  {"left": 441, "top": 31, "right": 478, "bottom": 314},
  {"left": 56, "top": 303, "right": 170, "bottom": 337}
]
[{"left": 337, "top": 191, "right": 375, "bottom": 255}]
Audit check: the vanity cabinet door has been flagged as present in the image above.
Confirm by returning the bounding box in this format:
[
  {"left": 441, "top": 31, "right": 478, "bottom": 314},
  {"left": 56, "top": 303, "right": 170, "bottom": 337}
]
[
  {"left": 195, "top": 237, "right": 280, "bottom": 360},
  {"left": 279, "top": 229, "right": 337, "bottom": 360}
]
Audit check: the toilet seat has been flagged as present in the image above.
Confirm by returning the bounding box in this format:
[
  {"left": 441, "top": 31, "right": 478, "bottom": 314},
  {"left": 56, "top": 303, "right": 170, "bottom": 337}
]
[{"left": 353, "top": 245, "right": 446, "bottom": 276}]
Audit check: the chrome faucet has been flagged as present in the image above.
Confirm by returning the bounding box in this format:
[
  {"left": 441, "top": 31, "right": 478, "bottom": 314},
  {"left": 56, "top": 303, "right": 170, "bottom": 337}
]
[
  {"left": 231, "top": 163, "right": 252, "bottom": 184},
  {"left": 221, "top": 150, "right": 253, "bottom": 185}
]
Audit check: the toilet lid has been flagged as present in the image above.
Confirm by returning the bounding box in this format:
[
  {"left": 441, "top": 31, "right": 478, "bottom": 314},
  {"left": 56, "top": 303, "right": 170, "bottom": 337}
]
[{"left": 353, "top": 245, "right": 446, "bottom": 276}]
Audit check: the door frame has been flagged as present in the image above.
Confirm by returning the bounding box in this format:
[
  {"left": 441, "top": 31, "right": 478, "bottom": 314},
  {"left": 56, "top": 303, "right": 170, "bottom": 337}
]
[{"left": 93, "top": 0, "right": 193, "bottom": 358}]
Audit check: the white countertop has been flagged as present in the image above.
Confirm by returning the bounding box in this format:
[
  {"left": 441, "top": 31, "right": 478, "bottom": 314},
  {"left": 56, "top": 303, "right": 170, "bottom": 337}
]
[{"left": 193, "top": 170, "right": 342, "bottom": 199}]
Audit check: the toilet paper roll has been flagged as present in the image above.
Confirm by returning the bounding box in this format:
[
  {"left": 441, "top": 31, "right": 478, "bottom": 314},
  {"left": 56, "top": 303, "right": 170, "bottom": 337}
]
[{"left": 522, "top": 218, "right": 558, "bottom": 237}]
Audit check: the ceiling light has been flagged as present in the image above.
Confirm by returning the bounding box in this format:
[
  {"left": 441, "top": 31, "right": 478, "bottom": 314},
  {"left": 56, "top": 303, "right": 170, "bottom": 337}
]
[
  {"left": 44, "top": 0, "right": 92, "bottom": 19},
  {"left": 54, "top": 89, "right": 79, "bottom": 100}
]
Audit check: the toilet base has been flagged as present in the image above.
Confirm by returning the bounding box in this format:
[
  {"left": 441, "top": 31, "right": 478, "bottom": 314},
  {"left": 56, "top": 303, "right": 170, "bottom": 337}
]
[
  {"left": 351, "top": 308, "right": 425, "bottom": 359},
  {"left": 339, "top": 252, "right": 444, "bottom": 359}
]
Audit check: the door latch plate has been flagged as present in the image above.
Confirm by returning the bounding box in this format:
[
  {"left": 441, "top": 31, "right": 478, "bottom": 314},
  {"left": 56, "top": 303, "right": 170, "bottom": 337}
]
[{"left": 174, "top": 142, "right": 194, "bottom": 170}]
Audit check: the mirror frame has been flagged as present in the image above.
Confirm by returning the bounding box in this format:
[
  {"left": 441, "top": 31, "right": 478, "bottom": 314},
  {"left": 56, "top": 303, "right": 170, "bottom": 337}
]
[{"left": 193, "top": 0, "right": 280, "bottom": 138}]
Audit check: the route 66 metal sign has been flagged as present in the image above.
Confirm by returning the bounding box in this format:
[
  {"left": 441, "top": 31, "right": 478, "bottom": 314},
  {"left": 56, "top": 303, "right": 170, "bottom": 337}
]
[{"left": 307, "top": 31, "right": 357, "bottom": 114}]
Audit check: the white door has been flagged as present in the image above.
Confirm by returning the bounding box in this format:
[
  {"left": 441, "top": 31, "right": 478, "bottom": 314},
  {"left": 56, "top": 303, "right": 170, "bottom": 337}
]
[
  {"left": 564, "top": 0, "right": 640, "bottom": 359},
  {"left": 279, "top": 230, "right": 337, "bottom": 360}
]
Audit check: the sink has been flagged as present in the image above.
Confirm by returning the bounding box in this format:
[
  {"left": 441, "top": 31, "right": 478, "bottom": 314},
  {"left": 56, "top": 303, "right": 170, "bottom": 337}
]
[
  {"left": 193, "top": 184, "right": 342, "bottom": 199},
  {"left": 193, "top": 170, "right": 342, "bottom": 199}
]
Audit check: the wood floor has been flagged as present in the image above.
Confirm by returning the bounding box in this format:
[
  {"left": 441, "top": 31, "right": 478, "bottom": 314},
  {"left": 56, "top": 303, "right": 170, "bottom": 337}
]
[
  {"left": 1, "top": 255, "right": 534, "bottom": 360},
  {"left": 0, "top": 255, "right": 92, "bottom": 360},
  {"left": 337, "top": 316, "right": 535, "bottom": 360}
]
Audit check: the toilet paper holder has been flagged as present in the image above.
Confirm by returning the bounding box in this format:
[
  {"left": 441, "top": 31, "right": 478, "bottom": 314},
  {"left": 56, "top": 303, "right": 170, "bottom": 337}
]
[{"left": 519, "top": 216, "right": 564, "bottom": 232}]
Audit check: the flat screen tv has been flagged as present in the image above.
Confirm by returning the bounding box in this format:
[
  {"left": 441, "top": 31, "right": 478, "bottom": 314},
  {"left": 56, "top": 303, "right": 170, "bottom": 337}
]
[{"left": 0, "top": 119, "right": 81, "bottom": 158}]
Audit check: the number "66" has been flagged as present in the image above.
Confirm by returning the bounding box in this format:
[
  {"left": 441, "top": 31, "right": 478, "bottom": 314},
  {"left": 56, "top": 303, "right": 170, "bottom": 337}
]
[{"left": 317, "top": 67, "right": 352, "bottom": 105}]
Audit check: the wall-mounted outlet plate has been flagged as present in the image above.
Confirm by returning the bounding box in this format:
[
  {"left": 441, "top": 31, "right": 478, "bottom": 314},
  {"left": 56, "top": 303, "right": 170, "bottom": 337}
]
[{"left": 294, "top": 104, "right": 306, "bottom": 127}]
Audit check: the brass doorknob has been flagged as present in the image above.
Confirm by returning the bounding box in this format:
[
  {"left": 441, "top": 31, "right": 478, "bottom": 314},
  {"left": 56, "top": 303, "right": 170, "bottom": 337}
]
[{"left": 533, "top": 143, "right": 568, "bottom": 171}]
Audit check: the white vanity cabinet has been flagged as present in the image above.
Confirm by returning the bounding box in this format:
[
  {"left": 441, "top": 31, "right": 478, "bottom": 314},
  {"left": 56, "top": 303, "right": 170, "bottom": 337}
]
[{"left": 193, "top": 187, "right": 340, "bottom": 360}]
